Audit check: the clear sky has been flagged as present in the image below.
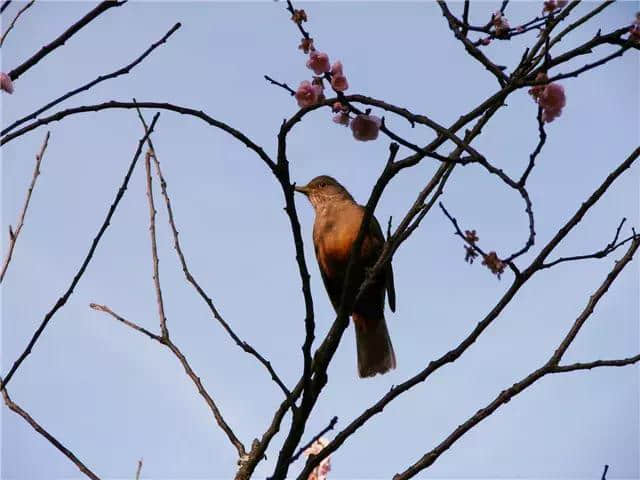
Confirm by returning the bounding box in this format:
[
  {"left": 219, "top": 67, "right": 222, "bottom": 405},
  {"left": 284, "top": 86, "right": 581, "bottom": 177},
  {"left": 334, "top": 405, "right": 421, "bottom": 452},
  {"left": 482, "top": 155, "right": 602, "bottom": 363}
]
[{"left": 1, "top": 1, "right": 638, "bottom": 479}]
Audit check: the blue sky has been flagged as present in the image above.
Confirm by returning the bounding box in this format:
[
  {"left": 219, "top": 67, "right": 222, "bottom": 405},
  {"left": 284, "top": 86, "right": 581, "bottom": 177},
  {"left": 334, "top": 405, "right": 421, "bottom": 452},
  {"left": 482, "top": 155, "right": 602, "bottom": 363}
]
[{"left": 1, "top": 1, "right": 638, "bottom": 479}]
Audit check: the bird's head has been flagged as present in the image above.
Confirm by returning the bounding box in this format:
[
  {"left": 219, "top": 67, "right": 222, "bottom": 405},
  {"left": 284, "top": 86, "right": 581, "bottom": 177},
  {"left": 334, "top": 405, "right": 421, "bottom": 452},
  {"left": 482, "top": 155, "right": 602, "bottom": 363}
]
[{"left": 294, "top": 175, "right": 353, "bottom": 209}]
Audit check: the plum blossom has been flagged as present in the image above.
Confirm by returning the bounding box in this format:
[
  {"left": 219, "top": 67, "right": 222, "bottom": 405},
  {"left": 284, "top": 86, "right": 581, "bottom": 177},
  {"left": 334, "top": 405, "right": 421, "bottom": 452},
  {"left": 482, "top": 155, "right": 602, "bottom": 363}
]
[
  {"left": 332, "top": 112, "right": 350, "bottom": 126},
  {"left": 350, "top": 114, "right": 381, "bottom": 141},
  {"left": 299, "top": 37, "right": 315, "bottom": 54},
  {"left": 480, "top": 37, "right": 491, "bottom": 46},
  {"left": 291, "top": 9, "right": 307, "bottom": 24},
  {"left": 304, "top": 437, "right": 331, "bottom": 480},
  {"left": 538, "top": 83, "right": 566, "bottom": 122},
  {"left": 307, "top": 50, "right": 330, "bottom": 75},
  {"left": 529, "top": 73, "right": 566, "bottom": 123},
  {"left": 0, "top": 72, "right": 14, "bottom": 94},
  {"left": 482, "top": 251, "right": 505, "bottom": 278},
  {"left": 295, "top": 80, "right": 323, "bottom": 108},
  {"left": 492, "top": 11, "right": 510, "bottom": 37},
  {"left": 329, "top": 61, "right": 348, "bottom": 92}
]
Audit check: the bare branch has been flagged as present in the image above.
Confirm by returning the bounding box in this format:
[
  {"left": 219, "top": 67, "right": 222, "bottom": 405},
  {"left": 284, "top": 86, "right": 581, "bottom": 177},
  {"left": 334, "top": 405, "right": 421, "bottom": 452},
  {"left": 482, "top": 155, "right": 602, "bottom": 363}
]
[
  {"left": 135, "top": 459, "right": 143, "bottom": 480},
  {"left": 0, "top": 101, "right": 276, "bottom": 173},
  {"left": 0, "top": 113, "right": 160, "bottom": 391},
  {"left": 8, "top": 0, "right": 127, "bottom": 81},
  {"left": 290, "top": 416, "right": 338, "bottom": 464},
  {"left": 0, "top": 0, "right": 35, "bottom": 48},
  {"left": 134, "top": 106, "right": 291, "bottom": 398},
  {"left": 1, "top": 376, "right": 101, "bottom": 480},
  {"left": 0, "top": 131, "right": 49, "bottom": 284},
  {"left": 541, "top": 218, "right": 637, "bottom": 269},
  {"left": 552, "top": 355, "right": 640, "bottom": 373},
  {"left": 143, "top": 149, "right": 169, "bottom": 339},
  {"left": 91, "top": 304, "right": 247, "bottom": 458},
  {"left": 2, "top": 22, "right": 182, "bottom": 136},
  {"left": 394, "top": 237, "right": 640, "bottom": 480}
]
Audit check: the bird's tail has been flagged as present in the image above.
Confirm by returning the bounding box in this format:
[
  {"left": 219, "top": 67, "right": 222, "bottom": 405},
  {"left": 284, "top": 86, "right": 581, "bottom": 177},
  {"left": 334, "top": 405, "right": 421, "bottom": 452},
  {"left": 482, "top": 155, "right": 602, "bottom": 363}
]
[{"left": 353, "top": 314, "right": 396, "bottom": 378}]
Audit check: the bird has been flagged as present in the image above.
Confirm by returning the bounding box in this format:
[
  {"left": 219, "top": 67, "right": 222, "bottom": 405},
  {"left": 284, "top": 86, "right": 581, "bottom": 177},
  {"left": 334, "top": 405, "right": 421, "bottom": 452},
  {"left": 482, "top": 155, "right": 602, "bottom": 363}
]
[{"left": 295, "top": 175, "right": 396, "bottom": 378}]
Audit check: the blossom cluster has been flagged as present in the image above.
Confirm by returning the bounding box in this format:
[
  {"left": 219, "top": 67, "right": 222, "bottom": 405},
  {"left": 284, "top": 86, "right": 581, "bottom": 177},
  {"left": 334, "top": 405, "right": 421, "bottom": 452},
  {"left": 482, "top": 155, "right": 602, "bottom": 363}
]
[
  {"left": 291, "top": 9, "right": 381, "bottom": 141},
  {"left": 529, "top": 73, "right": 566, "bottom": 123},
  {"left": 304, "top": 437, "right": 331, "bottom": 480},
  {"left": 529, "top": 73, "right": 567, "bottom": 123},
  {"left": 0, "top": 72, "right": 14, "bottom": 94}
]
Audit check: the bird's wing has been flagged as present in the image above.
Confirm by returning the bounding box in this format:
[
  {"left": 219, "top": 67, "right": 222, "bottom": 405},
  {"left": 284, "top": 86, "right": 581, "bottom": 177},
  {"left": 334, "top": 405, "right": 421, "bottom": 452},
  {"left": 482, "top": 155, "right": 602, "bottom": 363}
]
[{"left": 371, "top": 216, "right": 396, "bottom": 313}]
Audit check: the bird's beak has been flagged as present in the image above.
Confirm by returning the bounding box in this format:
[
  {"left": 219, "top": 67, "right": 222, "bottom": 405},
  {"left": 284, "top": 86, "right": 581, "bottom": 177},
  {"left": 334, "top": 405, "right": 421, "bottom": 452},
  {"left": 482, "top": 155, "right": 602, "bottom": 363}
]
[{"left": 294, "top": 184, "right": 311, "bottom": 195}]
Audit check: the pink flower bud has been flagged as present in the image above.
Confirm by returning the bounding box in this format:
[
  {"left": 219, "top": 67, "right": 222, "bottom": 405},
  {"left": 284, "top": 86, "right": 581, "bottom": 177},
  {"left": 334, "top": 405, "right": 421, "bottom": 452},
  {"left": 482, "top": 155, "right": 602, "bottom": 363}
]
[
  {"left": 306, "top": 51, "right": 330, "bottom": 75},
  {"left": 350, "top": 114, "right": 381, "bottom": 141},
  {"left": 332, "top": 112, "right": 350, "bottom": 126},
  {"left": 295, "top": 80, "right": 323, "bottom": 108},
  {"left": 332, "top": 102, "right": 346, "bottom": 113},
  {"left": 480, "top": 37, "right": 491, "bottom": 46},
  {"left": 331, "top": 74, "right": 349, "bottom": 92},
  {"left": 330, "top": 61, "right": 343, "bottom": 77},
  {"left": 0, "top": 72, "right": 14, "bottom": 94}
]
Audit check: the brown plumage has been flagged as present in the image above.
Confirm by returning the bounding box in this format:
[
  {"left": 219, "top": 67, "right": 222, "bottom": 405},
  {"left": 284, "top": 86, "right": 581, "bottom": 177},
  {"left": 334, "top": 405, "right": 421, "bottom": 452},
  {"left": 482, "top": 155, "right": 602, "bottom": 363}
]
[{"left": 295, "top": 175, "right": 396, "bottom": 377}]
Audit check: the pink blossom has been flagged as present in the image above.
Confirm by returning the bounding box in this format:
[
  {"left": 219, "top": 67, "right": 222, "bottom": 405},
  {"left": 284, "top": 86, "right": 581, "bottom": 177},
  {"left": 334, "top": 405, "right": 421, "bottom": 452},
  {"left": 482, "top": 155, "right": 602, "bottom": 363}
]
[
  {"left": 480, "top": 37, "right": 491, "bottom": 46},
  {"left": 537, "top": 83, "right": 566, "bottom": 123},
  {"left": 332, "top": 112, "right": 350, "bottom": 126},
  {"left": 543, "top": 0, "right": 565, "bottom": 13},
  {"left": 0, "top": 72, "right": 14, "bottom": 94},
  {"left": 330, "top": 61, "right": 343, "bottom": 76},
  {"left": 331, "top": 74, "right": 349, "bottom": 92},
  {"left": 492, "top": 11, "right": 510, "bottom": 37},
  {"left": 350, "top": 114, "right": 381, "bottom": 141},
  {"left": 304, "top": 437, "right": 331, "bottom": 480},
  {"left": 295, "top": 80, "right": 323, "bottom": 108},
  {"left": 307, "top": 51, "right": 330, "bottom": 75}
]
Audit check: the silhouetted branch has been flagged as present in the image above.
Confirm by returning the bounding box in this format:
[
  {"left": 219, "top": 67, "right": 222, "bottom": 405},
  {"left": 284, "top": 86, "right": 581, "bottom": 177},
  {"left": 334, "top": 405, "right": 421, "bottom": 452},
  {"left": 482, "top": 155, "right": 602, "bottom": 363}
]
[
  {"left": 0, "top": 0, "right": 35, "bottom": 48},
  {"left": 2, "top": 22, "right": 181, "bottom": 136},
  {"left": 135, "top": 106, "right": 291, "bottom": 399},
  {"left": 394, "top": 237, "right": 639, "bottom": 480},
  {"left": 0, "top": 131, "right": 49, "bottom": 284},
  {"left": 90, "top": 303, "right": 247, "bottom": 458},
  {"left": 1, "top": 376, "right": 102, "bottom": 480},
  {"left": 0, "top": 113, "right": 160, "bottom": 392},
  {"left": 290, "top": 416, "right": 338, "bottom": 464},
  {"left": 8, "top": 1, "right": 127, "bottom": 81}
]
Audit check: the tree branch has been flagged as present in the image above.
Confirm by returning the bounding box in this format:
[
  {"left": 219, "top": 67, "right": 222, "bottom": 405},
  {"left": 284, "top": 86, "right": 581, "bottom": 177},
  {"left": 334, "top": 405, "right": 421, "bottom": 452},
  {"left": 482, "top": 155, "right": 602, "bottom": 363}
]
[
  {"left": 8, "top": 0, "right": 127, "bottom": 81},
  {"left": 0, "top": 0, "right": 35, "bottom": 48},
  {"left": 0, "top": 131, "right": 50, "bottom": 284},
  {"left": 0, "top": 113, "right": 160, "bottom": 391},
  {"left": 2, "top": 22, "right": 181, "bottom": 136}
]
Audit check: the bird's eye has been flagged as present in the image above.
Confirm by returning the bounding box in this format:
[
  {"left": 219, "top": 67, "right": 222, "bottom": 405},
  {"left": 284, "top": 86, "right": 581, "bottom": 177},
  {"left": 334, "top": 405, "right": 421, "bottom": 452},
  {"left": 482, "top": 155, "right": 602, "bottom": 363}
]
[{"left": 319, "top": 182, "right": 326, "bottom": 188}]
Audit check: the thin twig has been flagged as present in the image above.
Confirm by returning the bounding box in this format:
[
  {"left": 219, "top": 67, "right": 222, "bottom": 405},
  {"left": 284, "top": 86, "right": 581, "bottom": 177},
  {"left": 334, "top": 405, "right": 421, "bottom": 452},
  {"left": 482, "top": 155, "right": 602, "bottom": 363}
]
[
  {"left": 0, "top": 0, "right": 35, "bottom": 48},
  {"left": 143, "top": 149, "right": 169, "bottom": 339},
  {"left": 0, "top": 131, "right": 49, "bottom": 284},
  {"left": 393, "top": 238, "right": 640, "bottom": 480},
  {"left": 1, "top": 376, "right": 101, "bottom": 480},
  {"left": 90, "top": 303, "right": 247, "bottom": 458},
  {"left": 0, "top": 114, "right": 159, "bottom": 391},
  {"left": 134, "top": 106, "right": 291, "bottom": 398},
  {"left": 8, "top": 0, "right": 127, "bottom": 81},
  {"left": 290, "top": 416, "right": 338, "bottom": 464},
  {"left": 2, "top": 22, "right": 181, "bottom": 136},
  {"left": 135, "top": 458, "right": 143, "bottom": 480}
]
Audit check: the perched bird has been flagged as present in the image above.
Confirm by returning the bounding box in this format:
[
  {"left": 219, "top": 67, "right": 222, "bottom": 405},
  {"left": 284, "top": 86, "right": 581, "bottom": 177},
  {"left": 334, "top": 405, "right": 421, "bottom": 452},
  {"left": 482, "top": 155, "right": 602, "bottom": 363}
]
[{"left": 295, "top": 175, "right": 396, "bottom": 377}]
